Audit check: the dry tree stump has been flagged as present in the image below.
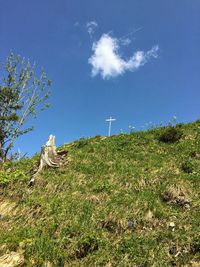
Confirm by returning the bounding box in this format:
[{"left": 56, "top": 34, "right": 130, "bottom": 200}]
[{"left": 29, "top": 135, "right": 67, "bottom": 186}]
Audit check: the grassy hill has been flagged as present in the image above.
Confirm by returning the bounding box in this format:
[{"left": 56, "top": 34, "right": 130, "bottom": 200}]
[{"left": 0, "top": 121, "right": 200, "bottom": 266}]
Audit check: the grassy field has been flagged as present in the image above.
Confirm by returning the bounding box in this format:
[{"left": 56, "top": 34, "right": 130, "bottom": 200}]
[{"left": 0, "top": 121, "right": 200, "bottom": 266}]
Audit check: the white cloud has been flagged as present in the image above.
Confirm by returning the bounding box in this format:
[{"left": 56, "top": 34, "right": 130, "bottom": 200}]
[
  {"left": 88, "top": 34, "right": 159, "bottom": 79},
  {"left": 120, "top": 37, "right": 131, "bottom": 46},
  {"left": 86, "top": 21, "right": 98, "bottom": 36},
  {"left": 74, "top": 21, "right": 79, "bottom": 27}
]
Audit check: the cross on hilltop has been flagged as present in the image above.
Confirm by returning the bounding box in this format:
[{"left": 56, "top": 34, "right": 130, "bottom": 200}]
[{"left": 105, "top": 116, "right": 116, "bottom": 136}]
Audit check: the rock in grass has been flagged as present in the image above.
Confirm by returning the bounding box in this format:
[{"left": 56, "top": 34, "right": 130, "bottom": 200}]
[{"left": 145, "top": 210, "right": 154, "bottom": 221}]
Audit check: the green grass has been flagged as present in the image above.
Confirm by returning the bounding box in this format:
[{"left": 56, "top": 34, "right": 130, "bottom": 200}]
[{"left": 0, "top": 121, "right": 200, "bottom": 266}]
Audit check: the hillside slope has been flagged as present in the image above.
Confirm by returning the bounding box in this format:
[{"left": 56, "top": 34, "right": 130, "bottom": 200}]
[{"left": 0, "top": 122, "right": 200, "bottom": 266}]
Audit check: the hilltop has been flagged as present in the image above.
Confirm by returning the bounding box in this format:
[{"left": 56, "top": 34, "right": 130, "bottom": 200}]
[{"left": 0, "top": 121, "right": 200, "bottom": 266}]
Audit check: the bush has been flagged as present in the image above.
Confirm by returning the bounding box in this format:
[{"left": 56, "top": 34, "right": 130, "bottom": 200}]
[
  {"left": 158, "top": 126, "right": 183, "bottom": 143},
  {"left": 73, "top": 138, "right": 90, "bottom": 149},
  {"left": 0, "top": 169, "right": 26, "bottom": 186},
  {"left": 73, "top": 235, "right": 99, "bottom": 259},
  {"left": 181, "top": 160, "right": 194, "bottom": 173}
]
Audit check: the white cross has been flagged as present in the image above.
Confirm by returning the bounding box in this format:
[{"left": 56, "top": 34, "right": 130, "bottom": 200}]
[{"left": 106, "top": 116, "right": 116, "bottom": 136}]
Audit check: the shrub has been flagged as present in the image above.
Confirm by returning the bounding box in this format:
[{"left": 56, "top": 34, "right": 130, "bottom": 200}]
[
  {"left": 158, "top": 126, "right": 183, "bottom": 143},
  {"left": 0, "top": 170, "right": 26, "bottom": 186},
  {"left": 73, "top": 235, "right": 99, "bottom": 259},
  {"left": 181, "top": 160, "right": 194, "bottom": 173},
  {"left": 73, "top": 138, "right": 90, "bottom": 149}
]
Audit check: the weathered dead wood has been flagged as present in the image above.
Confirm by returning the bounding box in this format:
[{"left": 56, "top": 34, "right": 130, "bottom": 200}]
[{"left": 29, "top": 135, "right": 67, "bottom": 186}]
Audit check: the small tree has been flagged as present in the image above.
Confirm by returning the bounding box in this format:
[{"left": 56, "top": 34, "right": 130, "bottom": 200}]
[{"left": 0, "top": 52, "right": 51, "bottom": 161}]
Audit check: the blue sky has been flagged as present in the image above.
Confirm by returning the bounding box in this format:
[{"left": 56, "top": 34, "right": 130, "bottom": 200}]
[{"left": 0, "top": 0, "right": 200, "bottom": 155}]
